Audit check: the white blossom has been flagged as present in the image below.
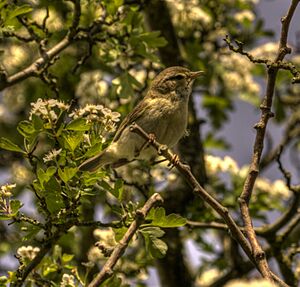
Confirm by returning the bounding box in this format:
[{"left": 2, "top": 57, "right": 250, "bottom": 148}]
[
  {"left": 93, "top": 228, "right": 117, "bottom": 247},
  {"left": 11, "top": 163, "right": 32, "bottom": 185},
  {"left": 251, "top": 42, "right": 278, "bottom": 60},
  {"left": 272, "top": 179, "right": 291, "bottom": 200},
  {"left": 61, "top": 274, "right": 76, "bottom": 287},
  {"left": 196, "top": 268, "right": 222, "bottom": 286},
  {"left": 234, "top": 10, "right": 255, "bottom": 23},
  {"left": 43, "top": 148, "right": 62, "bottom": 162},
  {"left": 31, "top": 9, "right": 63, "bottom": 31},
  {"left": 29, "top": 98, "right": 69, "bottom": 122},
  {"left": 17, "top": 246, "right": 40, "bottom": 261},
  {"left": 0, "top": 183, "right": 16, "bottom": 197},
  {"left": 205, "top": 155, "right": 239, "bottom": 174}
]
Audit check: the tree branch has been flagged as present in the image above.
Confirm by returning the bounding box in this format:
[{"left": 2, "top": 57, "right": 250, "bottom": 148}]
[
  {"left": 129, "top": 123, "right": 288, "bottom": 287},
  {"left": 88, "top": 193, "right": 163, "bottom": 287},
  {"left": 235, "top": 0, "right": 299, "bottom": 281},
  {"left": 0, "top": 0, "right": 92, "bottom": 91}
]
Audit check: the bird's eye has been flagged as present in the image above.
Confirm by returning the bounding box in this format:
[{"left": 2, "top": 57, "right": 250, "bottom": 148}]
[{"left": 170, "top": 74, "right": 185, "bottom": 81}]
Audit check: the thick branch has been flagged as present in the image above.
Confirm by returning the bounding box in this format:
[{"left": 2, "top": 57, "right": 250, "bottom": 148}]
[
  {"left": 129, "top": 125, "right": 252, "bottom": 260},
  {"left": 133, "top": 124, "right": 290, "bottom": 286},
  {"left": 1, "top": 0, "right": 86, "bottom": 91},
  {"left": 237, "top": 0, "right": 299, "bottom": 281},
  {"left": 88, "top": 193, "right": 163, "bottom": 287},
  {"left": 129, "top": 123, "right": 288, "bottom": 286}
]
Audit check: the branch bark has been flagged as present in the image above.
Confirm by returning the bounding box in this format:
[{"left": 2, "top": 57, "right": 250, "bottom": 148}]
[
  {"left": 237, "top": 0, "right": 299, "bottom": 281},
  {"left": 129, "top": 123, "right": 289, "bottom": 287},
  {"left": 88, "top": 193, "right": 163, "bottom": 287}
]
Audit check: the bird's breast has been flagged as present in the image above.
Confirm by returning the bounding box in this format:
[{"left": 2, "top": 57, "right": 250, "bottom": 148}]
[{"left": 140, "top": 97, "right": 188, "bottom": 147}]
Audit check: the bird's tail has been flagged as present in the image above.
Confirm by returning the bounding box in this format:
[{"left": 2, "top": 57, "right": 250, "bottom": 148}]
[{"left": 79, "top": 150, "right": 114, "bottom": 172}]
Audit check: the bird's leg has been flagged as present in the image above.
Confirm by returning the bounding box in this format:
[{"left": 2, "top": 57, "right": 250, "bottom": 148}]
[
  {"left": 167, "top": 154, "right": 180, "bottom": 170},
  {"left": 135, "top": 133, "right": 156, "bottom": 157},
  {"left": 151, "top": 158, "right": 168, "bottom": 165}
]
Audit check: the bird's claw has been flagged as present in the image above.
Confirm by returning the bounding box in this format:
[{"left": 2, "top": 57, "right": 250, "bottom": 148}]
[
  {"left": 167, "top": 154, "right": 180, "bottom": 170},
  {"left": 148, "top": 133, "right": 156, "bottom": 144},
  {"left": 136, "top": 133, "right": 156, "bottom": 156}
]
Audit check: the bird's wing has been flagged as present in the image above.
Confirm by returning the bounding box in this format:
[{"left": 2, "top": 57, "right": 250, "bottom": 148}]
[{"left": 113, "top": 99, "right": 149, "bottom": 142}]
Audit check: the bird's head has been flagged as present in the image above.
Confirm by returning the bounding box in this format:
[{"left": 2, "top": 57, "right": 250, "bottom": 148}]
[{"left": 150, "top": 66, "right": 204, "bottom": 98}]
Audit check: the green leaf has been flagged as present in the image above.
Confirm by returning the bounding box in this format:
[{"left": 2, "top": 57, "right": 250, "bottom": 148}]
[
  {"left": 99, "top": 180, "right": 119, "bottom": 198},
  {"left": 0, "top": 137, "right": 24, "bottom": 153},
  {"left": 140, "top": 227, "right": 167, "bottom": 259},
  {"left": 62, "top": 132, "right": 84, "bottom": 151},
  {"left": 114, "top": 179, "right": 124, "bottom": 201},
  {"left": 102, "top": 275, "right": 123, "bottom": 287},
  {"left": 62, "top": 253, "right": 74, "bottom": 264},
  {"left": 31, "top": 114, "right": 44, "bottom": 130},
  {"left": 66, "top": 118, "right": 91, "bottom": 131},
  {"left": 0, "top": 214, "right": 12, "bottom": 220},
  {"left": 44, "top": 178, "right": 64, "bottom": 213},
  {"left": 104, "top": 0, "right": 124, "bottom": 15},
  {"left": 22, "top": 225, "right": 40, "bottom": 241},
  {"left": 204, "top": 133, "right": 230, "bottom": 150},
  {"left": 140, "top": 226, "right": 165, "bottom": 238},
  {"left": 37, "top": 166, "right": 56, "bottom": 187},
  {"left": 10, "top": 200, "right": 22, "bottom": 216},
  {"left": 83, "top": 142, "right": 103, "bottom": 158},
  {"left": 113, "top": 226, "right": 127, "bottom": 241},
  {"left": 7, "top": 5, "right": 32, "bottom": 20},
  {"left": 82, "top": 170, "right": 106, "bottom": 186},
  {"left": 58, "top": 167, "right": 78, "bottom": 183},
  {"left": 17, "top": 120, "right": 36, "bottom": 138},
  {"left": 146, "top": 207, "right": 186, "bottom": 228},
  {"left": 148, "top": 237, "right": 167, "bottom": 259},
  {"left": 138, "top": 31, "right": 168, "bottom": 48}
]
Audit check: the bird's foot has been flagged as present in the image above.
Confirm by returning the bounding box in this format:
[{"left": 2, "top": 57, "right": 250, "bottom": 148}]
[
  {"left": 167, "top": 154, "right": 180, "bottom": 170},
  {"left": 135, "top": 133, "right": 156, "bottom": 157},
  {"left": 148, "top": 133, "right": 156, "bottom": 144}
]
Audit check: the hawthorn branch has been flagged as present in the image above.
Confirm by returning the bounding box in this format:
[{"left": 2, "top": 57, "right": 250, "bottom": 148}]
[
  {"left": 227, "top": 0, "right": 300, "bottom": 281},
  {"left": 0, "top": 0, "right": 86, "bottom": 91},
  {"left": 129, "top": 123, "right": 288, "bottom": 287},
  {"left": 88, "top": 193, "right": 163, "bottom": 287}
]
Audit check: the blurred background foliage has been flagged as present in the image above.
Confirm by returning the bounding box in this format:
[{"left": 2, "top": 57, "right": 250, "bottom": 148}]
[{"left": 0, "top": 0, "right": 300, "bottom": 286}]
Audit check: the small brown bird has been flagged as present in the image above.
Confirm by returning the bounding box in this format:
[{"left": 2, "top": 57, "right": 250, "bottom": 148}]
[{"left": 79, "top": 66, "right": 203, "bottom": 171}]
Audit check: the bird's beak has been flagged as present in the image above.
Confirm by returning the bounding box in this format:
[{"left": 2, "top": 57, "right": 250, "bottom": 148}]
[{"left": 189, "top": 71, "right": 205, "bottom": 79}]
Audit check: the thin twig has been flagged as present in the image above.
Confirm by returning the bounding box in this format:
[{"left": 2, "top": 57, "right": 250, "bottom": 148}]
[{"left": 88, "top": 193, "right": 163, "bottom": 287}]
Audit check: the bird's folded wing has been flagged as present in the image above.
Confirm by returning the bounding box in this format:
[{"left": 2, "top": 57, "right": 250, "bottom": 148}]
[{"left": 113, "top": 99, "right": 149, "bottom": 142}]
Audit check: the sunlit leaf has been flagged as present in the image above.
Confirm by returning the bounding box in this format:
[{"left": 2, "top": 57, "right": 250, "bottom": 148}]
[{"left": 0, "top": 137, "right": 25, "bottom": 153}]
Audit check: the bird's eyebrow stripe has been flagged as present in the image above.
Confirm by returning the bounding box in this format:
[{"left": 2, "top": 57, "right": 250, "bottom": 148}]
[{"left": 168, "top": 74, "right": 185, "bottom": 80}]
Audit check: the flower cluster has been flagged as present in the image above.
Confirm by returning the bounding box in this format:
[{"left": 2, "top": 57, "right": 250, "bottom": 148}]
[
  {"left": 205, "top": 155, "right": 239, "bottom": 174},
  {"left": 75, "top": 71, "right": 109, "bottom": 105},
  {"left": 234, "top": 10, "right": 255, "bottom": 23},
  {"left": 43, "top": 148, "right": 62, "bottom": 163},
  {"left": 251, "top": 42, "right": 279, "bottom": 60},
  {"left": 218, "top": 50, "right": 261, "bottom": 99},
  {"left": 205, "top": 154, "right": 291, "bottom": 200},
  {"left": 69, "top": 104, "right": 120, "bottom": 129},
  {"left": 0, "top": 183, "right": 16, "bottom": 214},
  {"left": 11, "top": 163, "right": 33, "bottom": 185},
  {"left": 168, "top": 0, "right": 212, "bottom": 30},
  {"left": 0, "top": 183, "right": 16, "bottom": 198},
  {"left": 88, "top": 228, "right": 117, "bottom": 263},
  {"left": 17, "top": 245, "right": 40, "bottom": 262},
  {"left": 61, "top": 274, "right": 76, "bottom": 287},
  {"left": 29, "top": 98, "right": 70, "bottom": 122}
]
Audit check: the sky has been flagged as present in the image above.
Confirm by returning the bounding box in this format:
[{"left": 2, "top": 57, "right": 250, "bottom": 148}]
[{"left": 212, "top": 0, "right": 300, "bottom": 182}]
